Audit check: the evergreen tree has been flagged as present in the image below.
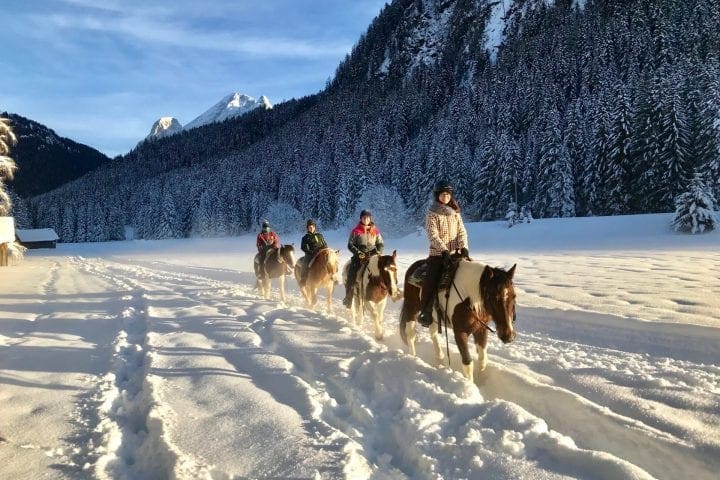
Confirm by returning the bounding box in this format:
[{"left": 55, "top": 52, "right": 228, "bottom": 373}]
[
  {"left": 656, "top": 81, "right": 691, "bottom": 210},
  {"left": 671, "top": 172, "right": 718, "bottom": 233}
]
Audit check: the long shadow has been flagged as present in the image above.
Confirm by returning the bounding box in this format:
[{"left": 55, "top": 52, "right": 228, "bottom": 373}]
[{"left": 0, "top": 345, "right": 115, "bottom": 376}]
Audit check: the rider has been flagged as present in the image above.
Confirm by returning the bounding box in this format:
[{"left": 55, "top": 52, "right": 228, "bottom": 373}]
[
  {"left": 343, "top": 209, "right": 384, "bottom": 308},
  {"left": 299, "top": 218, "right": 328, "bottom": 287},
  {"left": 417, "top": 180, "right": 469, "bottom": 327},
  {"left": 256, "top": 220, "right": 280, "bottom": 278}
]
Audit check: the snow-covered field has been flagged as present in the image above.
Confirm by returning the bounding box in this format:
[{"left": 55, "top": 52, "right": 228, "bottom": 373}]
[{"left": 1, "top": 213, "right": 718, "bottom": 480}]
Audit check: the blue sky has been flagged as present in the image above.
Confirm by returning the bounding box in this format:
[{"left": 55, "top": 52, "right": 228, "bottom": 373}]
[{"left": 0, "top": 0, "right": 388, "bottom": 157}]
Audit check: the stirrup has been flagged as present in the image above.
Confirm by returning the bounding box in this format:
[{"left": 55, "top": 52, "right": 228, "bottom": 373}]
[{"left": 418, "top": 309, "right": 433, "bottom": 327}]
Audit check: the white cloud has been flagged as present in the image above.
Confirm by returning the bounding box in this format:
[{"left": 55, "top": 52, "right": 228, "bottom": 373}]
[{"left": 32, "top": 11, "right": 352, "bottom": 58}]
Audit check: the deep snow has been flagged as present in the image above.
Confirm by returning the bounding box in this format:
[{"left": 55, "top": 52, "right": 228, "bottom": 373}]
[{"left": 1, "top": 213, "right": 719, "bottom": 479}]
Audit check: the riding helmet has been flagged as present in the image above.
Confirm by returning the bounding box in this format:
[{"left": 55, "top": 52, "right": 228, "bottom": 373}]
[
  {"left": 306, "top": 218, "right": 316, "bottom": 228},
  {"left": 360, "top": 209, "right": 372, "bottom": 219},
  {"left": 433, "top": 179, "right": 453, "bottom": 195},
  {"left": 262, "top": 220, "right": 270, "bottom": 228}
]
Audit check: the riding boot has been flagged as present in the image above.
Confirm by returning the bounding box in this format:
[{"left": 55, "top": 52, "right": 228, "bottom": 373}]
[
  {"left": 418, "top": 290, "right": 436, "bottom": 327},
  {"left": 418, "top": 256, "right": 444, "bottom": 327},
  {"left": 343, "top": 257, "right": 360, "bottom": 308}
]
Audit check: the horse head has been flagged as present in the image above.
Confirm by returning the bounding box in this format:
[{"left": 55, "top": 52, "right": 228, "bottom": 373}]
[
  {"left": 480, "top": 264, "right": 517, "bottom": 344},
  {"left": 377, "top": 250, "right": 400, "bottom": 300},
  {"left": 325, "top": 249, "right": 340, "bottom": 276},
  {"left": 279, "top": 244, "right": 296, "bottom": 270}
]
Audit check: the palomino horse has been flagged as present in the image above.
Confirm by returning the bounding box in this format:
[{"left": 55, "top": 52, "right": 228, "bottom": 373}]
[
  {"left": 254, "top": 244, "right": 296, "bottom": 302},
  {"left": 342, "top": 251, "right": 401, "bottom": 340},
  {"left": 294, "top": 248, "right": 339, "bottom": 311},
  {"left": 400, "top": 259, "right": 517, "bottom": 382}
]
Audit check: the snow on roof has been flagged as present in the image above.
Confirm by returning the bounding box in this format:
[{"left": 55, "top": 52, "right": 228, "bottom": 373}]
[{"left": 16, "top": 228, "right": 59, "bottom": 242}]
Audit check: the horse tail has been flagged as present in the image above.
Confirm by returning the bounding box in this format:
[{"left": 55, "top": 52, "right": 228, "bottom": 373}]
[{"left": 399, "top": 261, "right": 422, "bottom": 345}]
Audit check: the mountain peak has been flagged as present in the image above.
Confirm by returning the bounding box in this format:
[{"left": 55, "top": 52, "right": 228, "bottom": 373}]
[
  {"left": 146, "top": 117, "right": 183, "bottom": 141},
  {"left": 184, "top": 92, "right": 273, "bottom": 131}
]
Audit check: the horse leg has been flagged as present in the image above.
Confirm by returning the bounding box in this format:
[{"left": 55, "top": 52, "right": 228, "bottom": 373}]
[
  {"left": 405, "top": 319, "right": 417, "bottom": 356},
  {"left": 326, "top": 282, "right": 333, "bottom": 312},
  {"left": 310, "top": 287, "right": 317, "bottom": 309},
  {"left": 473, "top": 329, "right": 489, "bottom": 375},
  {"left": 453, "top": 328, "right": 474, "bottom": 382},
  {"left": 357, "top": 297, "right": 364, "bottom": 326},
  {"left": 429, "top": 321, "right": 444, "bottom": 366},
  {"left": 373, "top": 299, "right": 386, "bottom": 341},
  {"left": 279, "top": 275, "right": 285, "bottom": 303}
]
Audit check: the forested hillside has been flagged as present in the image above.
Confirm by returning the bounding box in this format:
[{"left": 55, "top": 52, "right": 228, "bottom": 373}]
[{"left": 27, "top": 0, "right": 720, "bottom": 241}]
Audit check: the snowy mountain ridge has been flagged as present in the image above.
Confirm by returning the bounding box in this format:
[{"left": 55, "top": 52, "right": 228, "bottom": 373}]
[
  {"left": 142, "top": 93, "right": 273, "bottom": 144},
  {"left": 183, "top": 92, "right": 273, "bottom": 131},
  {"left": 364, "top": 0, "right": 565, "bottom": 79}
]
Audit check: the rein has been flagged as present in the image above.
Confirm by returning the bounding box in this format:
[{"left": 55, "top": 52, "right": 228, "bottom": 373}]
[
  {"left": 449, "top": 277, "right": 496, "bottom": 334},
  {"left": 437, "top": 279, "right": 496, "bottom": 369}
]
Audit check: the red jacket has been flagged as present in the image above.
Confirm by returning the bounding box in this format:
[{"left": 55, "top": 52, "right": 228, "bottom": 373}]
[
  {"left": 257, "top": 231, "right": 279, "bottom": 251},
  {"left": 347, "top": 223, "right": 384, "bottom": 256}
]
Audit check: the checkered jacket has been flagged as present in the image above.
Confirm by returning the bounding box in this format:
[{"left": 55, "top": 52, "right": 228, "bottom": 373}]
[{"left": 425, "top": 202, "right": 468, "bottom": 256}]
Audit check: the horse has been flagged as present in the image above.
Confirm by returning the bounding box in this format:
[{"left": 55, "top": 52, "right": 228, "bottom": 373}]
[
  {"left": 254, "top": 244, "right": 296, "bottom": 302},
  {"left": 294, "top": 248, "right": 340, "bottom": 311},
  {"left": 400, "top": 258, "right": 517, "bottom": 383},
  {"left": 342, "top": 250, "right": 401, "bottom": 340}
]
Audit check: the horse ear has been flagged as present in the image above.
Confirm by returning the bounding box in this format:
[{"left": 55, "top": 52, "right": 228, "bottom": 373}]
[
  {"left": 482, "top": 265, "right": 494, "bottom": 280},
  {"left": 508, "top": 264, "right": 517, "bottom": 279},
  {"left": 392, "top": 249, "right": 397, "bottom": 259}
]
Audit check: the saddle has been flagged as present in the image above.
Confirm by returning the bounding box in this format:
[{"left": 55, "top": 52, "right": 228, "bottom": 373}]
[
  {"left": 307, "top": 248, "right": 328, "bottom": 269},
  {"left": 408, "top": 256, "right": 461, "bottom": 290}
]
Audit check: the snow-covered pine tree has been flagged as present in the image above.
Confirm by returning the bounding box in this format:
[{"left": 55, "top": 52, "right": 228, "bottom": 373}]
[
  {"left": 656, "top": 80, "right": 692, "bottom": 210},
  {"left": 261, "top": 202, "right": 304, "bottom": 236},
  {"left": 352, "top": 184, "right": 414, "bottom": 238},
  {"left": 505, "top": 201, "right": 519, "bottom": 228},
  {"left": 0, "top": 118, "right": 18, "bottom": 215},
  {"left": 671, "top": 172, "right": 718, "bottom": 234}
]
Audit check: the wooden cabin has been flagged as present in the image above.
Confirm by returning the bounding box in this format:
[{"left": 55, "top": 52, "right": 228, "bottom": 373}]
[{"left": 15, "top": 228, "right": 59, "bottom": 249}]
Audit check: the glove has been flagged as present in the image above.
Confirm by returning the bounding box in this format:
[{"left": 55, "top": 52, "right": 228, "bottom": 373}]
[
  {"left": 460, "top": 248, "right": 469, "bottom": 258},
  {"left": 441, "top": 250, "right": 450, "bottom": 261}
]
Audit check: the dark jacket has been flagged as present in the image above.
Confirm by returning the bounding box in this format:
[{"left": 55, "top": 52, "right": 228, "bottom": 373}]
[{"left": 301, "top": 232, "right": 327, "bottom": 256}]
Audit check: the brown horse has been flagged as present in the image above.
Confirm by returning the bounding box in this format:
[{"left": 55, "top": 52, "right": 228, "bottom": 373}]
[
  {"left": 294, "top": 248, "right": 339, "bottom": 311},
  {"left": 254, "top": 244, "right": 296, "bottom": 302},
  {"left": 400, "top": 259, "right": 517, "bottom": 382},
  {"left": 342, "top": 251, "right": 400, "bottom": 340}
]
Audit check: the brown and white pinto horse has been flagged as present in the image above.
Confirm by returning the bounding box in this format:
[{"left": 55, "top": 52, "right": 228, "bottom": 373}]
[
  {"left": 342, "top": 251, "right": 400, "bottom": 340},
  {"left": 400, "top": 259, "right": 517, "bottom": 382},
  {"left": 254, "top": 244, "right": 296, "bottom": 302},
  {"left": 294, "top": 248, "right": 340, "bottom": 311}
]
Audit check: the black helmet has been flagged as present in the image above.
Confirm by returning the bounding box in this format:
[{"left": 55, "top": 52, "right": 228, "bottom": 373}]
[
  {"left": 262, "top": 220, "right": 270, "bottom": 228},
  {"left": 433, "top": 179, "right": 453, "bottom": 195},
  {"left": 306, "top": 218, "right": 316, "bottom": 228},
  {"left": 360, "top": 209, "right": 372, "bottom": 219}
]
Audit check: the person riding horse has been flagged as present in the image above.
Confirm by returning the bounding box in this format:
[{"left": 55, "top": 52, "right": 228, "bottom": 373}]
[
  {"left": 299, "top": 218, "right": 328, "bottom": 287},
  {"left": 343, "top": 209, "right": 384, "bottom": 308},
  {"left": 256, "top": 220, "right": 280, "bottom": 278},
  {"left": 418, "top": 180, "right": 470, "bottom": 326}
]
